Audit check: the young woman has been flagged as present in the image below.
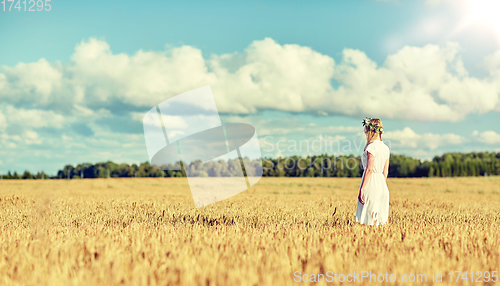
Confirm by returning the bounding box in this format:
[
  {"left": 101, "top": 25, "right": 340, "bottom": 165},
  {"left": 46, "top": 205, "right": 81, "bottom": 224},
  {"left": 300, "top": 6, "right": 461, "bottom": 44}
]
[{"left": 356, "top": 117, "right": 391, "bottom": 225}]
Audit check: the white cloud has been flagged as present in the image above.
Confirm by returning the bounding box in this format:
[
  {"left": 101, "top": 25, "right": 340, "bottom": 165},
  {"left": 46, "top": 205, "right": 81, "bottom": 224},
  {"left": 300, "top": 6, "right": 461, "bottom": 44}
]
[
  {"left": 0, "top": 37, "right": 499, "bottom": 125},
  {"left": 73, "top": 104, "right": 95, "bottom": 117},
  {"left": 133, "top": 111, "right": 190, "bottom": 132},
  {"left": 424, "top": 0, "right": 463, "bottom": 8},
  {"left": 4, "top": 105, "right": 66, "bottom": 128},
  {"left": 209, "top": 38, "right": 335, "bottom": 114},
  {"left": 257, "top": 125, "right": 360, "bottom": 136},
  {"left": 384, "top": 127, "right": 465, "bottom": 150},
  {"left": 62, "top": 135, "right": 72, "bottom": 141},
  {"left": 484, "top": 51, "right": 500, "bottom": 112},
  {"left": 0, "top": 103, "right": 110, "bottom": 135},
  {"left": 424, "top": 0, "right": 443, "bottom": 8},
  {"left": 0, "top": 133, "right": 21, "bottom": 148},
  {"left": 0, "top": 110, "right": 6, "bottom": 131},
  {"left": 70, "top": 38, "right": 216, "bottom": 107},
  {"left": 23, "top": 130, "right": 42, "bottom": 145},
  {"left": 473, "top": 130, "right": 500, "bottom": 144},
  {"left": 328, "top": 43, "right": 499, "bottom": 121},
  {"left": 0, "top": 58, "right": 63, "bottom": 104}
]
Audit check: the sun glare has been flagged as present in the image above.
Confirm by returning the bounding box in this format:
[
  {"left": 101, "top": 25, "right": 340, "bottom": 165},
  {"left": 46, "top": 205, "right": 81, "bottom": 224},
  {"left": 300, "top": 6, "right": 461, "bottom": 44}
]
[{"left": 465, "top": 0, "right": 500, "bottom": 35}]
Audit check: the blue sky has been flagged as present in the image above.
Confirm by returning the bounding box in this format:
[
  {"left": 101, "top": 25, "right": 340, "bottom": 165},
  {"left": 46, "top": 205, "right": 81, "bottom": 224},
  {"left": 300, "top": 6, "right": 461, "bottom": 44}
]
[{"left": 1, "top": 0, "right": 500, "bottom": 175}]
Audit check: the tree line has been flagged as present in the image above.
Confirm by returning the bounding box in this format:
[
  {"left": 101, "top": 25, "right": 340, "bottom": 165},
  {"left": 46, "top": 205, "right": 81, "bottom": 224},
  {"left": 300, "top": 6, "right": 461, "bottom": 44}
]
[{"left": 0, "top": 151, "right": 499, "bottom": 180}]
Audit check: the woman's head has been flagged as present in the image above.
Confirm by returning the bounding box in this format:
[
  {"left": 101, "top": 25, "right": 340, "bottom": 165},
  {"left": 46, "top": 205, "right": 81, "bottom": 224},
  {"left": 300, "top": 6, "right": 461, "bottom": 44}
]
[{"left": 362, "top": 117, "right": 384, "bottom": 144}]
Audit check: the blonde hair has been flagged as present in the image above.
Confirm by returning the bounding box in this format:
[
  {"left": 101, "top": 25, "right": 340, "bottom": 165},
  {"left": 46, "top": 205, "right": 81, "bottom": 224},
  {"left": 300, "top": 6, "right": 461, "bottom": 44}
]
[{"left": 364, "top": 118, "right": 383, "bottom": 149}]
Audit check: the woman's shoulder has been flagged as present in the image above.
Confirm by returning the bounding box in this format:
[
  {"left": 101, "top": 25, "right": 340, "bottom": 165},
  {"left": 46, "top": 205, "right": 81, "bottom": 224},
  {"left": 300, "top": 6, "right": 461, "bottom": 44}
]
[
  {"left": 367, "top": 140, "right": 384, "bottom": 147},
  {"left": 379, "top": 140, "right": 391, "bottom": 156},
  {"left": 380, "top": 140, "right": 390, "bottom": 150},
  {"left": 365, "top": 141, "right": 380, "bottom": 153},
  {"left": 365, "top": 140, "right": 388, "bottom": 153}
]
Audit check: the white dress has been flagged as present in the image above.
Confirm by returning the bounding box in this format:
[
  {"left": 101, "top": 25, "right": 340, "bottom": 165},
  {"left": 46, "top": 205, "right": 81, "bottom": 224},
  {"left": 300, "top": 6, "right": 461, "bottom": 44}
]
[{"left": 356, "top": 140, "right": 390, "bottom": 225}]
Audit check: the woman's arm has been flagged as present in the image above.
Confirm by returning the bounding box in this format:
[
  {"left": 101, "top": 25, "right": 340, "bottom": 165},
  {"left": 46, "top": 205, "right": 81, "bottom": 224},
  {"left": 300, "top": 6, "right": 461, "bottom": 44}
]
[
  {"left": 383, "top": 158, "right": 390, "bottom": 181},
  {"left": 358, "top": 151, "right": 375, "bottom": 205}
]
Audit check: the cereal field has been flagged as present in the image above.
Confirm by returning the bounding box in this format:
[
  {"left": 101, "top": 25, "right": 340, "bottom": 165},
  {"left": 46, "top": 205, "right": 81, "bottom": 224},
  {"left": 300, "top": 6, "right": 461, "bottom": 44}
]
[{"left": 0, "top": 177, "right": 499, "bottom": 285}]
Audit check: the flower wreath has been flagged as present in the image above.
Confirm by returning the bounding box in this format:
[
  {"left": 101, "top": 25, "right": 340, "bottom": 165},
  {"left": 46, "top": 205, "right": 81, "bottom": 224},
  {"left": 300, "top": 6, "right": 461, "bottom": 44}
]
[{"left": 362, "top": 117, "right": 384, "bottom": 134}]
